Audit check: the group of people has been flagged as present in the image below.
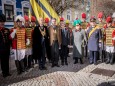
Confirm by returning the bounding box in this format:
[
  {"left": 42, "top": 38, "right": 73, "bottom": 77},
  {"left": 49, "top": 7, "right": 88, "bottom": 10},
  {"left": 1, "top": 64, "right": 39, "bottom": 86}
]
[{"left": 0, "top": 11, "right": 115, "bottom": 78}]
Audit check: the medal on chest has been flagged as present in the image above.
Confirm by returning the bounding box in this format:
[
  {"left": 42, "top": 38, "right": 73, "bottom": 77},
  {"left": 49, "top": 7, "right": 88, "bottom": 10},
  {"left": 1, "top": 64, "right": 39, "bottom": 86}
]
[{"left": 39, "top": 27, "right": 46, "bottom": 37}]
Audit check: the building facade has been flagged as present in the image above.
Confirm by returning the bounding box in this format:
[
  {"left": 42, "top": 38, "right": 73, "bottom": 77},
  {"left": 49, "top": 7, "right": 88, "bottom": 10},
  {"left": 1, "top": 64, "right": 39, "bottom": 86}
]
[
  {"left": 0, "top": 0, "right": 31, "bottom": 28},
  {"left": 62, "top": 0, "right": 90, "bottom": 23}
]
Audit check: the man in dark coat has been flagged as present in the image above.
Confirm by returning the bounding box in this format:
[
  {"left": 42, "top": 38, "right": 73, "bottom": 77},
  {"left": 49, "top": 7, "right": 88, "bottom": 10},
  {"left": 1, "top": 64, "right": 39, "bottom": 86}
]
[
  {"left": 60, "top": 22, "right": 70, "bottom": 65},
  {"left": 32, "top": 17, "right": 49, "bottom": 70},
  {"left": 0, "top": 14, "right": 11, "bottom": 77}
]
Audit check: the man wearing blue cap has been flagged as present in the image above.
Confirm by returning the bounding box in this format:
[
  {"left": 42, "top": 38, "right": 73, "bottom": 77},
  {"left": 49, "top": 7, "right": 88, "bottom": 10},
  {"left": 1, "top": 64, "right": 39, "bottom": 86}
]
[{"left": 87, "top": 17, "right": 102, "bottom": 65}]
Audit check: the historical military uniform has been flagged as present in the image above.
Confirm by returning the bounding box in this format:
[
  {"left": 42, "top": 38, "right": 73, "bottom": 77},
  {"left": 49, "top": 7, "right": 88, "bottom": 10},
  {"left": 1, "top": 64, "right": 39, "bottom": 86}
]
[
  {"left": 24, "top": 15, "right": 33, "bottom": 69},
  {"left": 49, "top": 25, "right": 61, "bottom": 67},
  {"left": 97, "top": 12, "right": 106, "bottom": 62},
  {"left": 0, "top": 14, "right": 11, "bottom": 77},
  {"left": 81, "top": 13, "right": 88, "bottom": 58},
  {"left": 10, "top": 15, "right": 29, "bottom": 74},
  {"left": 32, "top": 25, "right": 49, "bottom": 70},
  {"left": 72, "top": 19, "right": 87, "bottom": 64},
  {"left": 105, "top": 16, "right": 115, "bottom": 64},
  {"left": 87, "top": 17, "right": 102, "bottom": 64},
  {"left": 30, "top": 16, "right": 38, "bottom": 65}
]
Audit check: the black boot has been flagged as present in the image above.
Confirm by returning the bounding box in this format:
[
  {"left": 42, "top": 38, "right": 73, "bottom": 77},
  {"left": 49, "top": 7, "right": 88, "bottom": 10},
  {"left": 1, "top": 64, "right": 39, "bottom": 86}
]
[
  {"left": 61, "top": 61, "right": 64, "bottom": 66},
  {"left": 110, "top": 53, "right": 114, "bottom": 65},
  {"left": 23, "top": 56, "right": 28, "bottom": 69},
  {"left": 79, "top": 58, "right": 83, "bottom": 64},
  {"left": 74, "top": 58, "right": 78, "bottom": 64},
  {"left": 20, "top": 59, "right": 26, "bottom": 72},
  {"left": 28, "top": 55, "right": 32, "bottom": 69},
  {"left": 65, "top": 58, "right": 68, "bottom": 65},
  {"left": 106, "top": 52, "right": 110, "bottom": 64},
  {"left": 15, "top": 60, "right": 21, "bottom": 75}
]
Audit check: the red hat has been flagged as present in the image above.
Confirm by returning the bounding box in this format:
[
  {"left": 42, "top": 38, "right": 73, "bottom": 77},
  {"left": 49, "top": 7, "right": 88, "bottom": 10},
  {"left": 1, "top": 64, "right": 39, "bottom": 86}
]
[
  {"left": 106, "top": 16, "right": 112, "bottom": 23},
  {"left": 98, "top": 12, "right": 103, "bottom": 18},
  {"left": 24, "top": 15, "right": 29, "bottom": 22},
  {"left": 60, "top": 17, "right": 64, "bottom": 21},
  {"left": 82, "top": 13, "right": 86, "bottom": 19},
  {"left": 44, "top": 18, "right": 49, "bottom": 23},
  {"left": 31, "top": 16, "right": 36, "bottom": 22}
]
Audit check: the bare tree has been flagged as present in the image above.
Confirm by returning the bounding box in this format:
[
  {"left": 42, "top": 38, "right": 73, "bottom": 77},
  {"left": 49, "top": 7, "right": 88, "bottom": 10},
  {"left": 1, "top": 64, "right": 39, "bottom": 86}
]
[{"left": 47, "top": 0, "right": 87, "bottom": 15}]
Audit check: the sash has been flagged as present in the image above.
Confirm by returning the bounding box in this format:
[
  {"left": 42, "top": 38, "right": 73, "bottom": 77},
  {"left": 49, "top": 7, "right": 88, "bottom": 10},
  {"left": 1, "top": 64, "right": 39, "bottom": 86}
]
[{"left": 88, "top": 26, "right": 99, "bottom": 39}]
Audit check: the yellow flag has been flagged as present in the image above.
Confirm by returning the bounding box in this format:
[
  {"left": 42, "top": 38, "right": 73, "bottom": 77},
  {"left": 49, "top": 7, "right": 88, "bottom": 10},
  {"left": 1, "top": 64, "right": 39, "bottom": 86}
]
[{"left": 30, "top": 0, "right": 60, "bottom": 23}]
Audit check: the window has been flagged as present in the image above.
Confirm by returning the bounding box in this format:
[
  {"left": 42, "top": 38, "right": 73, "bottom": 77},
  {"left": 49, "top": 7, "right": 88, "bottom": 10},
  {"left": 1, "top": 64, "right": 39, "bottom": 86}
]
[
  {"left": 67, "top": 15, "right": 70, "bottom": 20},
  {"left": 67, "top": 10, "right": 71, "bottom": 20},
  {"left": 4, "top": 4, "right": 14, "bottom": 22},
  {"left": 23, "top": 7, "right": 29, "bottom": 16}
]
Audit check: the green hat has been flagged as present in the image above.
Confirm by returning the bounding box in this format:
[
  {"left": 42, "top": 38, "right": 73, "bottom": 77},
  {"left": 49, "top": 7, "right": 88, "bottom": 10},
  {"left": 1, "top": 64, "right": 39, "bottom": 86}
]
[{"left": 73, "top": 19, "right": 82, "bottom": 27}]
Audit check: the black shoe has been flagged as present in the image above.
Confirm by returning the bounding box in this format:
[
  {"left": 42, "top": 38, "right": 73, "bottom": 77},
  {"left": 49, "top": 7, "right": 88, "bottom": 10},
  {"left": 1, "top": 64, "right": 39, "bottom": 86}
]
[
  {"left": 105, "top": 60, "right": 110, "bottom": 64},
  {"left": 51, "top": 64, "right": 55, "bottom": 68},
  {"left": 56, "top": 64, "right": 60, "bottom": 67},
  {"left": 110, "top": 62, "right": 114, "bottom": 65},
  {"left": 74, "top": 58, "right": 78, "bottom": 64},
  {"left": 42, "top": 67, "right": 47, "bottom": 70},
  {"left": 90, "top": 62, "right": 93, "bottom": 64},
  {"left": 3, "top": 74, "right": 8, "bottom": 78},
  {"left": 17, "top": 71, "right": 22, "bottom": 75},
  {"left": 7, "top": 73, "right": 11, "bottom": 76},
  {"left": 49, "top": 60, "right": 52, "bottom": 63},
  {"left": 65, "top": 62, "right": 68, "bottom": 65},
  {"left": 61, "top": 62, "right": 64, "bottom": 66},
  {"left": 74, "top": 60, "right": 78, "bottom": 64},
  {"left": 80, "top": 58, "right": 83, "bottom": 64},
  {"left": 94, "top": 63, "right": 98, "bottom": 65}
]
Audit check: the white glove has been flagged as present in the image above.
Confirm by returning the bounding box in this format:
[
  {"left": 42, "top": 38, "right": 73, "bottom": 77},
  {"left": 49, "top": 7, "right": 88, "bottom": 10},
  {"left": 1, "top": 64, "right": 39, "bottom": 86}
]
[
  {"left": 11, "top": 29, "right": 17, "bottom": 38},
  {"left": 59, "top": 47, "right": 61, "bottom": 49},
  {"left": 26, "top": 39, "right": 30, "bottom": 46},
  {"left": 68, "top": 45, "right": 70, "bottom": 48},
  {"left": 99, "top": 43, "right": 101, "bottom": 48},
  {"left": 69, "top": 45, "right": 73, "bottom": 48},
  {"left": 112, "top": 37, "right": 115, "bottom": 40},
  {"left": 13, "top": 29, "right": 17, "bottom": 33}
]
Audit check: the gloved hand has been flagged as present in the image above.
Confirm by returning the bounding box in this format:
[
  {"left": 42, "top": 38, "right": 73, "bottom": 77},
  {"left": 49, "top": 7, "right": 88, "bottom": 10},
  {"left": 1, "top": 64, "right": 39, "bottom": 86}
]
[
  {"left": 26, "top": 39, "right": 30, "bottom": 46},
  {"left": 112, "top": 37, "right": 115, "bottom": 40},
  {"left": 11, "top": 29, "right": 17, "bottom": 38}
]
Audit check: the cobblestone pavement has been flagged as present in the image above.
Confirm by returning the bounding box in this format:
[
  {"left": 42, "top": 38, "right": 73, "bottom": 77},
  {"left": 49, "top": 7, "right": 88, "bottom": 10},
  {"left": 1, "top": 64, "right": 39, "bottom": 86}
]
[{"left": 0, "top": 52, "right": 115, "bottom": 86}]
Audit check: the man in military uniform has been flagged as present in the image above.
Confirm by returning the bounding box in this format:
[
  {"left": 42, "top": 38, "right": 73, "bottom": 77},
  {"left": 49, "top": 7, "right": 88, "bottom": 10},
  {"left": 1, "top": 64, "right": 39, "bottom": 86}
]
[
  {"left": 81, "top": 13, "right": 88, "bottom": 58},
  {"left": 32, "top": 17, "right": 49, "bottom": 70},
  {"left": 30, "top": 16, "right": 38, "bottom": 65},
  {"left": 0, "top": 14, "right": 11, "bottom": 77},
  {"left": 87, "top": 17, "right": 102, "bottom": 65},
  {"left": 49, "top": 18, "right": 61, "bottom": 67},
  {"left": 24, "top": 15, "right": 33, "bottom": 69},
  {"left": 10, "top": 15, "right": 30, "bottom": 74},
  {"left": 105, "top": 16, "right": 115, "bottom": 64},
  {"left": 97, "top": 12, "right": 106, "bottom": 62}
]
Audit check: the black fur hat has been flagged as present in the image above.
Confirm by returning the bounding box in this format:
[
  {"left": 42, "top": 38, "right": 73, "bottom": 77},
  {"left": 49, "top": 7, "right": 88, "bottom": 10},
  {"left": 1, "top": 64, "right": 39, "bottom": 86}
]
[{"left": 0, "top": 14, "right": 6, "bottom": 22}]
